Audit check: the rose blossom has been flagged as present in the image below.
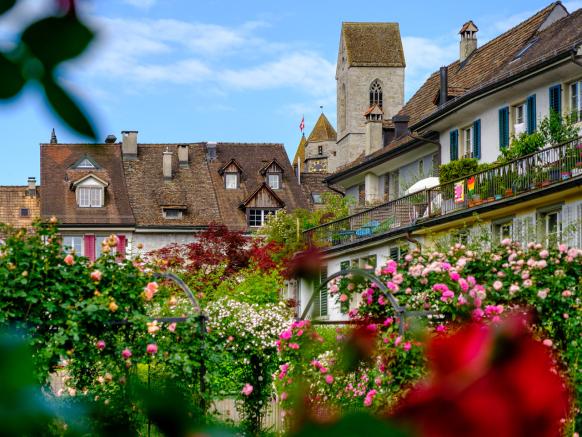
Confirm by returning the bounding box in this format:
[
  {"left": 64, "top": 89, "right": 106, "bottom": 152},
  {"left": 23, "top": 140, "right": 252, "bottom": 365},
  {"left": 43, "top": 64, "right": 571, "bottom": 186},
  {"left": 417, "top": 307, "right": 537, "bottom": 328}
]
[
  {"left": 146, "top": 343, "right": 158, "bottom": 355},
  {"left": 325, "top": 374, "right": 334, "bottom": 384},
  {"left": 90, "top": 270, "right": 102, "bottom": 282},
  {"left": 167, "top": 322, "right": 177, "bottom": 332},
  {"left": 403, "top": 342, "right": 412, "bottom": 351},
  {"left": 493, "top": 281, "right": 503, "bottom": 291},
  {"left": 143, "top": 282, "right": 159, "bottom": 301},
  {"left": 537, "top": 289, "right": 548, "bottom": 299},
  {"left": 539, "top": 249, "right": 549, "bottom": 259},
  {"left": 242, "top": 383, "right": 253, "bottom": 396},
  {"left": 339, "top": 293, "right": 348, "bottom": 302},
  {"left": 121, "top": 348, "right": 132, "bottom": 359},
  {"left": 96, "top": 340, "right": 106, "bottom": 350},
  {"left": 542, "top": 339, "right": 553, "bottom": 347},
  {"left": 280, "top": 391, "right": 288, "bottom": 401},
  {"left": 562, "top": 290, "right": 572, "bottom": 297},
  {"left": 64, "top": 254, "right": 75, "bottom": 265}
]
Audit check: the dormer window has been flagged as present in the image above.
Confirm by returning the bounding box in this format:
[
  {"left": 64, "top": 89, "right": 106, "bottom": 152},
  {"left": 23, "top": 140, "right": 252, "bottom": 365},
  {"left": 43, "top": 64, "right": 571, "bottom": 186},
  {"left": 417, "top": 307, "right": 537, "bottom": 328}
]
[
  {"left": 163, "top": 208, "right": 183, "bottom": 219},
  {"left": 218, "top": 159, "right": 244, "bottom": 190},
  {"left": 260, "top": 160, "right": 284, "bottom": 190},
  {"left": 78, "top": 186, "right": 103, "bottom": 208},
  {"left": 77, "top": 158, "right": 96, "bottom": 169},
  {"left": 225, "top": 172, "right": 239, "bottom": 189},
  {"left": 70, "top": 155, "right": 100, "bottom": 170},
  {"left": 72, "top": 174, "right": 108, "bottom": 208}
]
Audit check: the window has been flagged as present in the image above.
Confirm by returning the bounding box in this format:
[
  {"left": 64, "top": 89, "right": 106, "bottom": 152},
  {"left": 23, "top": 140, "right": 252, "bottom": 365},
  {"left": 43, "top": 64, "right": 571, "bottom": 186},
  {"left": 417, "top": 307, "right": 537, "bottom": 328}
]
[
  {"left": 418, "top": 159, "right": 424, "bottom": 177},
  {"left": 526, "top": 95, "right": 537, "bottom": 133},
  {"left": 318, "top": 145, "right": 323, "bottom": 155},
  {"left": 549, "top": 84, "right": 562, "bottom": 115},
  {"left": 340, "top": 260, "right": 350, "bottom": 271},
  {"left": 248, "top": 209, "right": 275, "bottom": 227},
  {"left": 493, "top": 221, "right": 513, "bottom": 243},
  {"left": 312, "top": 193, "right": 323, "bottom": 204},
  {"left": 267, "top": 173, "right": 281, "bottom": 190},
  {"left": 570, "top": 80, "right": 581, "bottom": 122},
  {"left": 163, "top": 209, "right": 183, "bottom": 219},
  {"left": 225, "top": 172, "right": 239, "bottom": 189},
  {"left": 461, "top": 126, "right": 473, "bottom": 158},
  {"left": 369, "top": 80, "right": 382, "bottom": 108},
  {"left": 77, "top": 186, "right": 103, "bottom": 208},
  {"left": 63, "top": 236, "right": 83, "bottom": 255},
  {"left": 515, "top": 104, "right": 525, "bottom": 125},
  {"left": 499, "top": 106, "right": 510, "bottom": 149},
  {"left": 77, "top": 158, "right": 96, "bottom": 169},
  {"left": 450, "top": 129, "right": 459, "bottom": 161},
  {"left": 544, "top": 210, "right": 562, "bottom": 246},
  {"left": 20, "top": 208, "right": 29, "bottom": 217}
]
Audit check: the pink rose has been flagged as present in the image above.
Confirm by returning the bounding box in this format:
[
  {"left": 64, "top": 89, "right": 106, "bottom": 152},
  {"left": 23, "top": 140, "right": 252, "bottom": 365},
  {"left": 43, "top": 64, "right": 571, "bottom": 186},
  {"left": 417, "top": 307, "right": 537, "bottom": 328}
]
[
  {"left": 96, "top": 340, "right": 106, "bottom": 350},
  {"left": 64, "top": 254, "right": 75, "bottom": 266},
  {"left": 537, "top": 290, "right": 548, "bottom": 299},
  {"left": 562, "top": 290, "right": 572, "bottom": 297},
  {"left": 280, "top": 330, "right": 292, "bottom": 340},
  {"left": 449, "top": 271, "right": 460, "bottom": 281},
  {"left": 280, "top": 391, "right": 288, "bottom": 401},
  {"left": 403, "top": 341, "right": 412, "bottom": 351},
  {"left": 325, "top": 374, "right": 334, "bottom": 384},
  {"left": 339, "top": 293, "right": 348, "bottom": 302},
  {"left": 121, "top": 348, "right": 132, "bottom": 359},
  {"left": 146, "top": 343, "right": 158, "bottom": 355},
  {"left": 542, "top": 339, "right": 553, "bottom": 347},
  {"left": 289, "top": 343, "right": 299, "bottom": 350},
  {"left": 558, "top": 243, "right": 567, "bottom": 253},
  {"left": 493, "top": 281, "right": 503, "bottom": 291},
  {"left": 241, "top": 383, "right": 253, "bottom": 396},
  {"left": 167, "top": 322, "right": 177, "bottom": 332},
  {"left": 90, "top": 270, "right": 102, "bottom": 282},
  {"left": 143, "top": 282, "right": 159, "bottom": 301},
  {"left": 435, "top": 324, "right": 446, "bottom": 333}
]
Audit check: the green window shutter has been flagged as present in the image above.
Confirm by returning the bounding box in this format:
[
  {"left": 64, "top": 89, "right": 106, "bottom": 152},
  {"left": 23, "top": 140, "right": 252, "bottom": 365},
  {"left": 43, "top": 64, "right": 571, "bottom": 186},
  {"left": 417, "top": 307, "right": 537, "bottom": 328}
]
[
  {"left": 549, "top": 85, "right": 561, "bottom": 114},
  {"left": 526, "top": 94, "right": 536, "bottom": 133},
  {"left": 449, "top": 129, "right": 458, "bottom": 161},
  {"left": 319, "top": 266, "right": 328, "bottom": 317},
  {"left": 472, "top": 119, "right": 481, "bottom": 159},
  {"left": 498, "top": 107, "right": 509, "bottom": 149}
]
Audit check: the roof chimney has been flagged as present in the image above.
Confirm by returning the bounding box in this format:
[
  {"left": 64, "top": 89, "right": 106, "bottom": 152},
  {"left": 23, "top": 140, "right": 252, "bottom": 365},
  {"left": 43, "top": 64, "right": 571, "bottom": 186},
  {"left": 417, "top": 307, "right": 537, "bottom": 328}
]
[
  {"left": 439, "top": 66, "right": 448, "bottom": 106},
  {"left": 105, "top": 134, "right": 117, "bottom": 144},
  {"left": 177, "top": 144, "right": 189, "bottom": 168},
  {"left": 365, "top": 105, "right": 383, "bottom": 155},
  {"left": 459, "top": 21, "right": 478, "bottom": 63},
  {"left": 393, "top": 114, "right": 410, "bottom": 138},
  {"left": 27, "top": 177, "right": 37, "bottom": 197},
  {"left": 50, "top": 128, "right": 57, "bottom": 144},
  {"left": 206, "top": 142, "right": 217, "bottom": 161},
  {"left": 121, "top": 131, "right": 138, "bottom": 160},
  {"left": 163, "top": 148, "right": 173, "bottom": 180}
]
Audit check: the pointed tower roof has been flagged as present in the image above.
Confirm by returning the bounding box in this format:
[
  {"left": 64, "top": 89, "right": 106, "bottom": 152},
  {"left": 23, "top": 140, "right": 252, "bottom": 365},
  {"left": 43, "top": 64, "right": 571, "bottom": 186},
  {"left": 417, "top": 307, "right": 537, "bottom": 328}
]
[
  {"left": 341, "top": 22, "right": 405, "bottom": 67},
  {"left": 307, "top": 113, "right": 337, "bottom": 143},
  {"left": 50, "top": 128, "right": 58, "bottom": 144},
  {"left": 292, "top": 134, "right": 307, "bottom": 168}
]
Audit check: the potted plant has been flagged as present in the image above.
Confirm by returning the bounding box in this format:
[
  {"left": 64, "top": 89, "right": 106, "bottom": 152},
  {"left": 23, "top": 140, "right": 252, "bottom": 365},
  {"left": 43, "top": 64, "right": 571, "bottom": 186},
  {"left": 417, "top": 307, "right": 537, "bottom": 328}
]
[
  {"left": 561, "top": 170, "right": 571, "bottom": 180},
  {"left": 572, "top": 162, "right": 582, "bottom": 177}
]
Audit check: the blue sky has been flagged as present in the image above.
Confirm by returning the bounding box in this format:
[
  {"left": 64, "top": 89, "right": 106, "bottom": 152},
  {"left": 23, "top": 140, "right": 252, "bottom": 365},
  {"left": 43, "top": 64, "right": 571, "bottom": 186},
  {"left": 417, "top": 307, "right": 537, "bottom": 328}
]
[{"left": 0, "top": 0, "right": 581, "bottom": 184}]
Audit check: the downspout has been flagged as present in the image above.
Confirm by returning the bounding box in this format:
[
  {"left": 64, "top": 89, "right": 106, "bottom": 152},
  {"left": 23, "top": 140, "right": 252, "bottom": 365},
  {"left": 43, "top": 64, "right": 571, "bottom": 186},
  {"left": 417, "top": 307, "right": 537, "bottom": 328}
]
[{"left": 571, "top": 48, "right": 582, "bottom": 68}]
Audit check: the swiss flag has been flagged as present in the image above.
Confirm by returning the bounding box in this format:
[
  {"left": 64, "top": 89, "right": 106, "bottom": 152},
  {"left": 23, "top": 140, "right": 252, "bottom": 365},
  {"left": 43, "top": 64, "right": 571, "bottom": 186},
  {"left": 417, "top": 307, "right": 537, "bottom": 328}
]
[{"left": 299, "top": 116, "right": 305, "bottom": 132}]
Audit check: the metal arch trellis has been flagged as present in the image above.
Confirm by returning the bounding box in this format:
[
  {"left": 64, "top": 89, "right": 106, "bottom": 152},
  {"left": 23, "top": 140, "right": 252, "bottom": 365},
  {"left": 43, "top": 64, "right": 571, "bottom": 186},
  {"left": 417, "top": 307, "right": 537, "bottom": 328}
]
[{"left": 300, "top": 268, "right": 436, "bottom": 336}]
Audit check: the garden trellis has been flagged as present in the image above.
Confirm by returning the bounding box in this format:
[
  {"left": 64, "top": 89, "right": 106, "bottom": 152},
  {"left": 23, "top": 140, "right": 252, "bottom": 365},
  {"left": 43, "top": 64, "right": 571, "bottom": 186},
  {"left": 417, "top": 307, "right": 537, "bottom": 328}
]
[{"left": 300, "top": 268, "right": 436, "bottom": 335}]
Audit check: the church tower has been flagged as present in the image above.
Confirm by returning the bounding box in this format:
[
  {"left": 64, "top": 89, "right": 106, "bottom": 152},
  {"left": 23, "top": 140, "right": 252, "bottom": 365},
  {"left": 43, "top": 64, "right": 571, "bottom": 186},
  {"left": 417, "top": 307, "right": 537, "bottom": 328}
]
[{"left": 335, "top": 22, "right": 405, "bottom": 169}]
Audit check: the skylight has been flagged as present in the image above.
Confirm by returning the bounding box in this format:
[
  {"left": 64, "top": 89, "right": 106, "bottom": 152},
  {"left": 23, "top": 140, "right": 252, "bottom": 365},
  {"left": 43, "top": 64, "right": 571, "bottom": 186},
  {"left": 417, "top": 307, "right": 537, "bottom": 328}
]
[
  {"left": 512, "top": 37, "right": 539, "bottom": 61},
  {"left": 77, "top": 158, "right": 96, "bottom": 169}
]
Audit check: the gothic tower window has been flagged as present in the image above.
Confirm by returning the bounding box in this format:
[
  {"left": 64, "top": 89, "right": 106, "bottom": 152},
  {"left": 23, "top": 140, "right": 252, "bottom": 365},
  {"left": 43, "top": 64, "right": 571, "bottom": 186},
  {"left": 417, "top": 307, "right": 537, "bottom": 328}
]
[
  {"left": 339, "top": 83, "right": 347, "bottom": 132},
  {"left": 369, "top": 80, "right": 383, "bottom": 108}
]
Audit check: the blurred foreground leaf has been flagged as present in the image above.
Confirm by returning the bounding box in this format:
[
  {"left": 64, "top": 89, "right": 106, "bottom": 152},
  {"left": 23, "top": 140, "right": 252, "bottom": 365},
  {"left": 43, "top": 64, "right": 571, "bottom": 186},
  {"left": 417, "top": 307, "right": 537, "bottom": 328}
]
[
  {"left": 292, "top": 412, "right": 410, "bottom": 437},
  {"left": 21, "top": 14, "right": 94, "bottom": 68},
  {"left": 0, "top": 0, "right": 16, "bottom": 16},
  {"left": 0, "top": 52, "right": 25, "bottom": 98},
  {"left": 42, "top": 75, "right": 97, "bottom": 139}
]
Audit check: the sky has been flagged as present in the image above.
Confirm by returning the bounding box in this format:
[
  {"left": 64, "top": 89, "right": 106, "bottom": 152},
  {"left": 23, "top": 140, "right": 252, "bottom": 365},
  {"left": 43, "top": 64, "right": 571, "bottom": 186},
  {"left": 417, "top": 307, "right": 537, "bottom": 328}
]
[{"left": 0, "top": 0, "right": 581, "bottom": 185}]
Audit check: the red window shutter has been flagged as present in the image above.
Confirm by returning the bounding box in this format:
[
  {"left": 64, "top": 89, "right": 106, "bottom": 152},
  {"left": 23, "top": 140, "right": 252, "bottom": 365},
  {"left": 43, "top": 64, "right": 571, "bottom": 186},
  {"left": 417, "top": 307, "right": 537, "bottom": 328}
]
[
  {"left": 84, "top": 235, "right": 96, "bottom": 261},
  {"left": 117, "top": 235, "right": 126, "bottom": 259}
]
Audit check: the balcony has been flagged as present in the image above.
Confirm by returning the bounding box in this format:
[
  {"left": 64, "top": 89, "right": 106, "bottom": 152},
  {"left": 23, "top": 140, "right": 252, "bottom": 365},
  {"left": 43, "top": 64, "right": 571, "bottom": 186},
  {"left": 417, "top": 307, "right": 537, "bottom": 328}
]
[{"left": 305, "top": 137, "right": 582, "bottom": 249}]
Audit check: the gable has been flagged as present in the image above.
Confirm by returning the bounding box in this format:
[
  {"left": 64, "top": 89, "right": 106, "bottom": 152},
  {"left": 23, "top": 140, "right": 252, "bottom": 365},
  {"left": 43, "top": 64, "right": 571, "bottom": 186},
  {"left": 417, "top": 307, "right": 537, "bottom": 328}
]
[
  {"left": 71, "top": 173, "right": 109, "bottom": 188},
  {"left": 260, "top": 159, "right": 284, "bottom": 175},
  {"left": 218, "top": 158, "right": 244, "bottom": 176},
  {"left": 70, "top": 155, "right": 100, "bottom": 170},
  {"left": 241, "top": 183, "right": 285, "bottom": 209}
]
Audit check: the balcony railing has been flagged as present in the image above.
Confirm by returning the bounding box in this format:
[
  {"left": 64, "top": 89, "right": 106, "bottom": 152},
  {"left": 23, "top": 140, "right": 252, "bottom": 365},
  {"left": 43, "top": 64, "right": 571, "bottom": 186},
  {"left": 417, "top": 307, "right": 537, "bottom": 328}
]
[{"left": 305, "top": 137, "right": 582, "bottom": 248}]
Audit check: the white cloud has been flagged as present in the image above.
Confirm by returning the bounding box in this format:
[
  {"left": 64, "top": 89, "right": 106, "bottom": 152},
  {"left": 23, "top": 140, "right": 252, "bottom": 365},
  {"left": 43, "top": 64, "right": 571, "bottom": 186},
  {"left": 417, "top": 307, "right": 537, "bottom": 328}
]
[{"left": 122, "top": 0, "right": 157, "bottom": 9}]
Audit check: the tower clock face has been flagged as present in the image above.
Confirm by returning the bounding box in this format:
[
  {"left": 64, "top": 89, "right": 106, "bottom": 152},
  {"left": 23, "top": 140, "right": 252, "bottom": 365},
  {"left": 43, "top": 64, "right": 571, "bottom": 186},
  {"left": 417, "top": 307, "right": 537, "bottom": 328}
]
[{"left": 310, "top": 159, "right": 328, "bottom": 173}]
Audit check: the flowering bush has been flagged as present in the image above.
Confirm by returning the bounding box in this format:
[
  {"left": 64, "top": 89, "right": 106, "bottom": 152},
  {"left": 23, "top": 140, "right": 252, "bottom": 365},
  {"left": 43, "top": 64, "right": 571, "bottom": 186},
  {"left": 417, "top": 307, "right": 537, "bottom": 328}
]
[{"left": 279, "top": 239, "right": 581, "bottom": 432}]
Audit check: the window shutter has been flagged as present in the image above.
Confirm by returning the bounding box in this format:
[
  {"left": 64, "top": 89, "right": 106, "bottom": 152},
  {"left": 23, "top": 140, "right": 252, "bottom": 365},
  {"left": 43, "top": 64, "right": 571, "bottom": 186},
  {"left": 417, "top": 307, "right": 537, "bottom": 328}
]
[
  {"left": 498, "top": 107, "right": 509, "bottom": 149},
  {"left": 84, "top": 235, "right": 96, "bottom": 262},
  {"left": 472, "top": 119, "right": 481, "bottom": 159},
  {"left": 389, "top": 247, "right": 399, "bottom": 261},
  {"left": 318, "top": 266, "right": 328, "bottom": 317},
  {"left": 526, "top": 95, "right": 536, "bottom": 133},
  {"left": 449, "top": 130, "right": 458, "bottom": 161},
  {"left": 117, "top": 235, "right": 127, "bottom": 259},
  {"left": 549, "top": 85, "right": 562, "bottom": 114}
]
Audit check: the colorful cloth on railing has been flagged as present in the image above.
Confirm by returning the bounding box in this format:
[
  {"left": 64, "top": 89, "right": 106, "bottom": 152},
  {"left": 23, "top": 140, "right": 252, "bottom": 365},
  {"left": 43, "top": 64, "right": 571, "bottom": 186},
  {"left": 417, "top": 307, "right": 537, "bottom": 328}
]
[
  {"left": 454, "top": 181, "right": 465, "bottom": 204},
  {"left": 467, "top": 176, "right": 475, "bottom": 195}
]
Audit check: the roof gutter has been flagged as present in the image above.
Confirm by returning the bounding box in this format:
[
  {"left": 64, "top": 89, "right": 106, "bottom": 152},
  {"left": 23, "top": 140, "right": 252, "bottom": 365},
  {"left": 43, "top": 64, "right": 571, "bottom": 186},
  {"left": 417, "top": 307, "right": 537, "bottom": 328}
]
[
  {"left": 411, "top": 46, "right": 577, "bottom": 131},
  {"left": 325, "top": 132, "right": 439, "bottom": 185}
]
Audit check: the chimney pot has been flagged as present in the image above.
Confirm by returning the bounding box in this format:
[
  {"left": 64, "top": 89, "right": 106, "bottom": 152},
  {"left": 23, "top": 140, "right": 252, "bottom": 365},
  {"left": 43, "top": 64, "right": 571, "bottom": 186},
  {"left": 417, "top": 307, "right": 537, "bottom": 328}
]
[
  {"left": 27, "top": 177, "right": 36, "bottom": 197},
  {"left": 459, "top": 21, "right": 478, "bottom": 63},
  {"left": 439, "top": 66, "right": 448, "bottom": 106},
  {"left": 177, "top": 144, "right": 189, "bottom": 167},
  {"left": 163, "top": 149, "right": 173, "bottom": 180},
  {"left": 121, "top": 131, "right": 138, "bottom": 160}
]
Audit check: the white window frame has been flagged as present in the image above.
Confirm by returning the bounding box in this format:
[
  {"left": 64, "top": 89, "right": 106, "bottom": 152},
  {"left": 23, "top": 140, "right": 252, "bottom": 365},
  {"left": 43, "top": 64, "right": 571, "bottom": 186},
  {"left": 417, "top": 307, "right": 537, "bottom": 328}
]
[
  {"left": 225, "top": 172, "right": 239, "bottom": 189},
  {"left": 77, "top": 158, "right": 96, "bottom": 169},
  {"left": 544, "top": 210, "right": 562, "bottom": 246},
  {"left": 267, "top": 173, "right": 281, "bottom": 190},
  {"left": 570, "top": 80, "right": 581, "bottom": 122},
  {"left": 63, "top": 235, "right": 83, "bottom": 255},
  {"left": 77, "top": 186, "right": 103, "bottom": 208},
  {"left": 512, "top": 102, "right": 527, "bottom": 135},
  {"left": 163, "top": 209, "right": 183, "bottom": 219},
  {"left": 248, "top": 208, "right": 276, "bottom": 227},
  {"left": 461, "top": 126, "right": 473, "bottom": 158}
]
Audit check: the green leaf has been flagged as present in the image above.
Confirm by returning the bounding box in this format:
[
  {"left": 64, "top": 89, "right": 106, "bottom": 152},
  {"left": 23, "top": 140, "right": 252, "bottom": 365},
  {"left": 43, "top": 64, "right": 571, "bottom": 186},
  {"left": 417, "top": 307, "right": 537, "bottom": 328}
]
[
  {"left": 0, "top": 0, "right": 16, "bottom": 16},
  {"left": 41, "top": 76, "right": 97, "bottom": 140},
  {"left": 21, "top": 15, "right": 94, "bottom": 68},
  {"left": 0, "top": 52, "right": 25, "bottom": 98}
]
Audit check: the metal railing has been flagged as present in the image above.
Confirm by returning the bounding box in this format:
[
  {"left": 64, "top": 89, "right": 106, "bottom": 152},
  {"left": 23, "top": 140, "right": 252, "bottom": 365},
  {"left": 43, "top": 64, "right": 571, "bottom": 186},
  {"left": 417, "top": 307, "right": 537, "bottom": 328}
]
[{"left": 305, "top": 137, "right": 582, "bottom": 248}]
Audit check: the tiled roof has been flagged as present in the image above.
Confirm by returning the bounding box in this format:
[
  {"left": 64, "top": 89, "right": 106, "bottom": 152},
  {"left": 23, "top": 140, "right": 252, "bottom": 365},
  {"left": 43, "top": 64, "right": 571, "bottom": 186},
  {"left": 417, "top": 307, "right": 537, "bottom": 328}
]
[
  {"left": 292, "top": 134, "right": 307, "bottom": 167},
  {"left": 0, "top": 186, "right": 40, "bottom": 230},
  {"left": 342, "top": 22, "right": 405, "bottom": 67},
  {"left": 208, "top": 143, "right": 309, "bottom": 230},
  {"left": 299, "top": 173, "right": 344, "bottom": 208},
  {"left": 400, "top": 2, "right": 570, "bottom": 127},
  {"left": 307, "top": 113, "right": 337, "bottom": 143},
  {"left": 123, "top": 143, "right": 220, "bottom": 228},
  {"left": 41, "top": 144, "right": 135, "bottom": 225}
]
